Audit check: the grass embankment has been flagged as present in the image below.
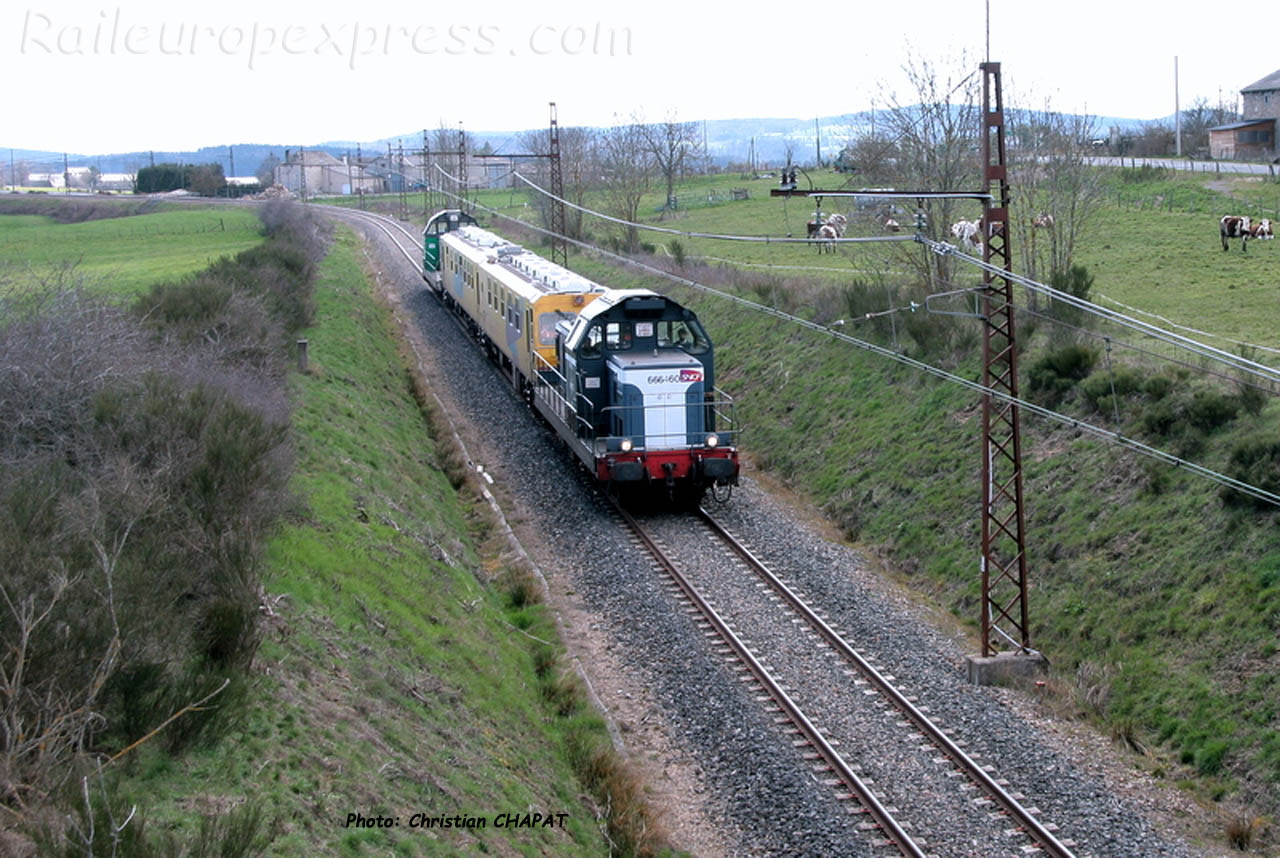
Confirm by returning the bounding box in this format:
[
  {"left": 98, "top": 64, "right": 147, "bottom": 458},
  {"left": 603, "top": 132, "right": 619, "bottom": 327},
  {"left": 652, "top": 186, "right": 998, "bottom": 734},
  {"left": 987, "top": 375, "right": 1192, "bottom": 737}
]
[
  {"left": 0, "top": 198, "right": 263, "bottom": 296},
  {"left": 1, "top": 201, "right": 658, "bottom": 856},
  {"left": 113, "top": 227, "right": 633, "bottom": 857},
  {"left": 529, "top": 166, "right": 1280, "bottom": 829}
]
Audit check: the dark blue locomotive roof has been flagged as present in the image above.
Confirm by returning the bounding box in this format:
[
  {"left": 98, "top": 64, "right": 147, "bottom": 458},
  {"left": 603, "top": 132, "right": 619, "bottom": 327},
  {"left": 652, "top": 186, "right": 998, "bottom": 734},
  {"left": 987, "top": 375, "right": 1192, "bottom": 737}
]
[{"left": 565, "top": 289, "right": 693, "bottom": 351}]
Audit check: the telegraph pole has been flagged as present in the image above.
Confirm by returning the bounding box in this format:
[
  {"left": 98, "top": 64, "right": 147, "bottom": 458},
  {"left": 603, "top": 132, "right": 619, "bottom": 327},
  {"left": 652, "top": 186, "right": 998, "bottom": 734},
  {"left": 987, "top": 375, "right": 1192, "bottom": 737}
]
[
  {"left": 1175, "top": 56, "right": 1182, "bottom": 157},
  {"left": 767, "top": 63, "right": 1042, "bottom": 679},
  {"left": 394, "top": 141, "right": 404, "bottom": 220},
  {"left": 356, "top": 143, "right": 364, "bottom": 209},
  {"left": 427, "top": 129, "right": 437, "bottom": 220}
]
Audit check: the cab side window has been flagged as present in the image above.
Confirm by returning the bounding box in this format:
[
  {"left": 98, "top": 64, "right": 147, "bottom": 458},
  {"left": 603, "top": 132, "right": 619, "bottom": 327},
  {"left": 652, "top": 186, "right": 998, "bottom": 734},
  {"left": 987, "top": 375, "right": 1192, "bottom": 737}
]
[{"left": 581, "top": 324, "right": 603, "bottom": 359}]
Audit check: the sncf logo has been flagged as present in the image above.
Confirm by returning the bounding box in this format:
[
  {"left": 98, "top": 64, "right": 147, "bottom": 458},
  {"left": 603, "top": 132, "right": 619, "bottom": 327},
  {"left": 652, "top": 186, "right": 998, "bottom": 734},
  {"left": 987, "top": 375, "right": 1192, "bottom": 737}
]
[{"left": 646, "top": 370, "right": 703, "bottom": 385}]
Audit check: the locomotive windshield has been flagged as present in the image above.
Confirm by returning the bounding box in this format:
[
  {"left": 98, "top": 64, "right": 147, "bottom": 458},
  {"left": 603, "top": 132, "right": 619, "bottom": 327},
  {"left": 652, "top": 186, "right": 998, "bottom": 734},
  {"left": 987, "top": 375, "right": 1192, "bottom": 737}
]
[{"left": 657, "top": 320, "right": 709, "bottom": 354}]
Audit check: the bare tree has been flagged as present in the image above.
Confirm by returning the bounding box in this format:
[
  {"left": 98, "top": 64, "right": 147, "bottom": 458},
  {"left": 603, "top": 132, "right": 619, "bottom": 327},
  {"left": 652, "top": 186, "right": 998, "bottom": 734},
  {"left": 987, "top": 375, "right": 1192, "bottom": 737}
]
[
  {"left": 431, "top": 124, "right": 477, "bottom": 199},
  {"left": 516, "top": 125, "right": 597, "bottom": 239},
  {"left": 1007, "top": 100, "right": 1106, "bottom": 282},
  {"left": 1179, "top": 97, "right": 1238, "bottom": 157},
  {"left": 876, "top": 54, "right": 982, "bottom": 287},
  {"left": 597, "top": 120, "right": 654, "bottom": 251},
  {"left": 637, "top": 113, "right": 703, "bottom": 217}
]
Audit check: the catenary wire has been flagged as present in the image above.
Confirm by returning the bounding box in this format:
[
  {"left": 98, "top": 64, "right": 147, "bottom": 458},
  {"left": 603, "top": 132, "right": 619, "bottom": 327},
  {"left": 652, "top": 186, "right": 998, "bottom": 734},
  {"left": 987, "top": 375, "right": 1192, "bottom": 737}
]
[{"left": 418, "top": 182, "right": 1280, "bottom": 508}]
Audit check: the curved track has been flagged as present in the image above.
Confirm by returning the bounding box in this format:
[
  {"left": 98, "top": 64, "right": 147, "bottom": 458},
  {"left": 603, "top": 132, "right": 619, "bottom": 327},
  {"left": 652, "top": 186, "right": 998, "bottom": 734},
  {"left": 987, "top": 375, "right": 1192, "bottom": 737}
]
[{"left": 615, "top": 498, "right": 1084, "bottom": 858}]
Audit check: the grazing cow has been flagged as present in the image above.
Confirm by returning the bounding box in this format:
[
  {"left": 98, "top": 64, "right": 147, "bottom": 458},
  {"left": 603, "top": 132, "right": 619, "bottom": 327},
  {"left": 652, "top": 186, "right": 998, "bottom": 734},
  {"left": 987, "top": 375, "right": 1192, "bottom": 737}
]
[
  {"left": 812, "top": 213, "right": 847, "bottom": 253},
  {"left": 1249, "top": 218, "right": 1274, "bottom": 240},
  {"left": 883, "top": 217, "right": 901, "bottom": 232},
  {"left": 950, "top": 219, "right": 983, "bottom": 253},
  {"left": 1033, "top": 213, "right": 1055, "bottom": 229},
  {"left": 816, "top": 223, "right": 839, "bottom": 252},
  {"left": 806, "top": 220, "right": 822, "bottom": 239},
  {"left": 1221, "top": 215, "right": 1253, "bottom": 252}
]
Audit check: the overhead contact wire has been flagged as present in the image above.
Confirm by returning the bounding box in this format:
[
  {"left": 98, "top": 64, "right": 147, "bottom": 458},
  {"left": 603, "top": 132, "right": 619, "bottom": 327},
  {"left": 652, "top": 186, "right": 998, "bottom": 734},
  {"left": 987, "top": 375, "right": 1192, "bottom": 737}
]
[{"left": 422, "top": 181, "right": 1280, "bottom": 508}]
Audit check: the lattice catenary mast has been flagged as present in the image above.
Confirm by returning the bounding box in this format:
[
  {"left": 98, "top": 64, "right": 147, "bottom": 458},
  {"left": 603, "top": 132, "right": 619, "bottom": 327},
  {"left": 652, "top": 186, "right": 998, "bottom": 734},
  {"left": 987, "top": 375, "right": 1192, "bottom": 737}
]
[{"left": 977, "top": 61, "right": 1031, "bottom": 659}]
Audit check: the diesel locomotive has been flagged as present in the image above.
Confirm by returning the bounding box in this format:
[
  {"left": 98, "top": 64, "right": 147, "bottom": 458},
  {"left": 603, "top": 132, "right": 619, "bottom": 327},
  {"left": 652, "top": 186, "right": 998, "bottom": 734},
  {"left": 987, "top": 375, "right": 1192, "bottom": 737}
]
[{"left": 422, "top": 209, "right": 739, "bottom": 503}]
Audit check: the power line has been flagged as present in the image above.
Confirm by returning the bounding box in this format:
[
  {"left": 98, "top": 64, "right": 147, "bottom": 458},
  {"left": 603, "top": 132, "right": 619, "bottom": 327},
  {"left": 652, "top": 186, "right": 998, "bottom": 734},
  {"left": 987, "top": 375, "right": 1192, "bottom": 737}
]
[
  {"left": 421, "top": 182, "right": 1280, "bottom": 508},
  {"left": 920, "top": 238, "right": 1280, "bottom": 387},
  {"left": 509, "top": 163, "right": 1280, "bottom": 388},
  {"left": 508, "top": 169, "right": 917, "bottom": 246}
]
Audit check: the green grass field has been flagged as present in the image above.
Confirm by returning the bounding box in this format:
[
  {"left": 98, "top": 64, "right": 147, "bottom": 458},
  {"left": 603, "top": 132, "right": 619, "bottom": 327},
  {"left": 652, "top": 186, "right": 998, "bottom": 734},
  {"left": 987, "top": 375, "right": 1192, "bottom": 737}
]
[{"left": 0, "top": 204, "right": 264, "bottom": 296}]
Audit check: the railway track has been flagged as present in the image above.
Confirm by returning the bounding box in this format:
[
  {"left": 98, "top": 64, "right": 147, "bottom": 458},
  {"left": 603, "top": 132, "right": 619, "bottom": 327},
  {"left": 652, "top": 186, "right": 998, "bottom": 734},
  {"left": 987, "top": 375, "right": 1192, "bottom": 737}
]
[
  {"left": 332, "top": 204, "right": 1081, "bottom": 856},
  {"left": 615, "top": 500, "right": 1082, "bottom": 858},
  {"left": 321, "top": 204, "right": 425, "bottom": 270}
]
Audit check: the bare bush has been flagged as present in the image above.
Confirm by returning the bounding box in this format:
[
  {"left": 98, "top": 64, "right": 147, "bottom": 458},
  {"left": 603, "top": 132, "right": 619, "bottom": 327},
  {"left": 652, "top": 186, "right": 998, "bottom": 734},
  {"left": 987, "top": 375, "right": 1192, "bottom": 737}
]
[{"left": 0, "top": 267, "right": 292, "bottom": 807}]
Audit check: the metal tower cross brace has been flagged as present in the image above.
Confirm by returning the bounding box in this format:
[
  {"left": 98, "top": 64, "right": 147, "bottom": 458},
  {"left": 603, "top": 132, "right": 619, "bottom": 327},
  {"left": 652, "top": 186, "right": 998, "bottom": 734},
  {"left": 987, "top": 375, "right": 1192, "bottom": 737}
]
[
  {"left": 548, "top": 102, "right": 569, "bottom": 267},
  {"left": 979, "top": 61, "right": 1032, "bottom": 657}
]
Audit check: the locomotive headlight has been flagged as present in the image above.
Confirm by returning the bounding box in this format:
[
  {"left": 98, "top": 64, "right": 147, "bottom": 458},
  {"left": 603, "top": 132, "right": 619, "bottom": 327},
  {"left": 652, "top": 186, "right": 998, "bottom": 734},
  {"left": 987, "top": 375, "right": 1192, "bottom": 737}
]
[
  {"left": 620, "top": 438, "right": 633, "bottom": 452},
  {"left": 705, "top": 433, "right": 719, "bottom": 448}
]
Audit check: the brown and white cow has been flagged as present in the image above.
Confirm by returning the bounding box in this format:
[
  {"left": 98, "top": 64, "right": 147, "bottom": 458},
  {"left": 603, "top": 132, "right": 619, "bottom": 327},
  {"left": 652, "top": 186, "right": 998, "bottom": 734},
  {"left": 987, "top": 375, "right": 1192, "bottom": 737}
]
[
  {"left": 1221, "top": 215, "right": 1253, "bottom": 252},
  {"left": 1033, "top": 213, "right": 1055, "bottom": 229},
  {"left": 1249, "top": 218, "right": 1274, "bottom": 240},
  {"left": 950, "top": 219, "right": 983, "bottom": 253}
]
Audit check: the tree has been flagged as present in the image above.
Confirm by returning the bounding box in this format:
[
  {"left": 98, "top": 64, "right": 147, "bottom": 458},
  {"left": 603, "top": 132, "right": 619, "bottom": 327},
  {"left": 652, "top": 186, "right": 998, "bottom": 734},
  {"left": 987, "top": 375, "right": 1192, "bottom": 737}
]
[
  {"left": 597, "top": 120, "right": 653, "bottom": 252},
  {"left": 1130, "top": 121, "right": 1175, "bottom": 157},
  {"left": 637, "top": 113, "right": 703, "bottom": 217},
  {"left": 516, "top": 125, "right": 597, "bottom": 240},
  {"left": 255, "top": 154, "right": 281, "bottom": 187},
  {"left": 1179, "top": 97, "right": 1238, "bottom": 156},
  {"left": 135, "top": 163, "right": 185, "bottom": 193},
  {"left": 1007, "top": 100, "right": 1106, "bottom": 281},
  {"left": 873, "top": 53, "right": 981, "bottom": 287},
  {"left": 185, "top": 163, "right": 226, "bottom": 197}
]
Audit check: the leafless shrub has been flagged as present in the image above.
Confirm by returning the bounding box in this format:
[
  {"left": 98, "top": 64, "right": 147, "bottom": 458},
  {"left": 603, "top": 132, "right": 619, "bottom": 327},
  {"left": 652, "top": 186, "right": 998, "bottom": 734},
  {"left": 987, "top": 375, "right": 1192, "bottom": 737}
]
[
  {"left": 1224, "top": 813, "right": 1265, "bottom": 850},
  {"left": 0, "top": 268, "right": 291, "bottom": 806}
]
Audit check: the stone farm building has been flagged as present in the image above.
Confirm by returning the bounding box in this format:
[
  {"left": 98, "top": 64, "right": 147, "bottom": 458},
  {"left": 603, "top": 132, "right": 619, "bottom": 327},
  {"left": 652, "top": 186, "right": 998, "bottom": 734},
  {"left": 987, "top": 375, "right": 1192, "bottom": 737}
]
[{"left": 1209, "top": 69, "right": 1280, "bottom": 160}]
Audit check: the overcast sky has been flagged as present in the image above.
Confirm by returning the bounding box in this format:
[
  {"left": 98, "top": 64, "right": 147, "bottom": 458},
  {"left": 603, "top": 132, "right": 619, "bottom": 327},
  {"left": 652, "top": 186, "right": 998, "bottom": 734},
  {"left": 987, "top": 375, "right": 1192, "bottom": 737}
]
[{"left": 6, "top": 0, "right": 1269, "bottom": 155}]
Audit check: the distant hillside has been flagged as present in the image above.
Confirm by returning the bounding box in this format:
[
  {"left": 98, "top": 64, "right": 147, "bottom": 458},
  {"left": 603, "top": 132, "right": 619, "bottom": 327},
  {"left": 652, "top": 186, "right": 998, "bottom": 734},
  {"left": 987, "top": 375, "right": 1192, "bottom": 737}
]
[{"left": 3, "top": 109, "right": 1153, "bottom": 179}]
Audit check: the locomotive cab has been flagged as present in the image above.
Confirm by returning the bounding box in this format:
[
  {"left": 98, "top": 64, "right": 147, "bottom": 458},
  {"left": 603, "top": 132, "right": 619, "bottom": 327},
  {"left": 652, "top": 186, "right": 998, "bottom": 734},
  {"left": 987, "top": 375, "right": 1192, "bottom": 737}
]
[
  {"left": 422, "top": 209, "right": 477, "bottom": 277},
  {"left": 547, "top": 289, "right": 738, "bottom": 498}
]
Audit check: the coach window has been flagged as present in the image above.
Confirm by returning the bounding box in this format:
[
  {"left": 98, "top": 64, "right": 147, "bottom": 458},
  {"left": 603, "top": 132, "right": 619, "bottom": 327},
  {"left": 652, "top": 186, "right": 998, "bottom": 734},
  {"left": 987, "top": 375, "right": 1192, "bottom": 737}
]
[{"left": 538, "top": 313, "right": 562, "bottom": 345}]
